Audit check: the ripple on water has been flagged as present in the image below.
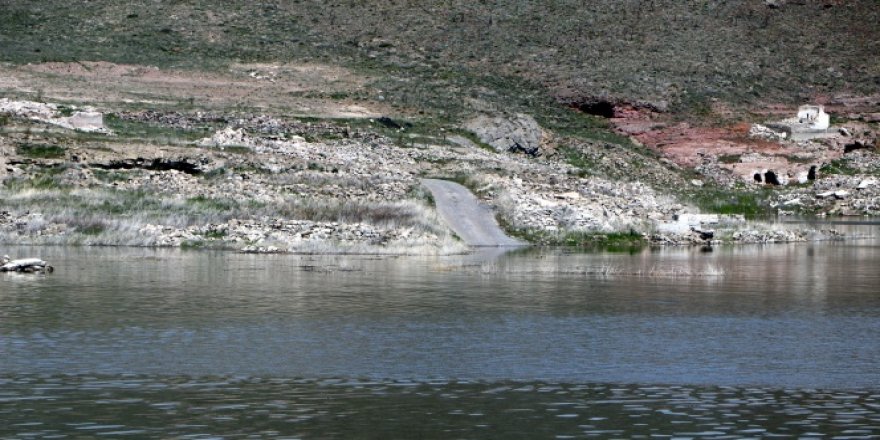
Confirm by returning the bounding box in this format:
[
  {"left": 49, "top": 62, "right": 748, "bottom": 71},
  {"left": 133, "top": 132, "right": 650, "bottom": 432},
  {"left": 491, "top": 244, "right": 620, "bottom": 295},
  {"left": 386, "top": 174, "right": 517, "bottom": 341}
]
[{"left": 0, "top": 375, "right": 878, "bottom": 438}]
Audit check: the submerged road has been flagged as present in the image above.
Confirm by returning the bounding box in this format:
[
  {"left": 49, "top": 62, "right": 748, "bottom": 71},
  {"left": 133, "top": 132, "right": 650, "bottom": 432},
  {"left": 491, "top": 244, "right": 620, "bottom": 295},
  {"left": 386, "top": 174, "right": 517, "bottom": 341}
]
[{"left": 421, "top": 178, "right": 527, "bottom": 247}]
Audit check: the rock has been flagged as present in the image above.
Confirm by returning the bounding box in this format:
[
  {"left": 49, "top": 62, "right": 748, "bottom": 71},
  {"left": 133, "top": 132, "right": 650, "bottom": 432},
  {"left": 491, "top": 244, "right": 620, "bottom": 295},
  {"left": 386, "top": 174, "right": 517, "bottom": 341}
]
[
  {"left": 834, "top": 190, "right": 849, "bottom": 199},
  {"left": 749, "top": 124, "right": 787, "bottom": 141},
  {"left": 816, "top": 191, "right": 835, "bottom": 199},
  {"left": 465, "top": 113, "right": 544, "bottom": 156},
  {"left": 691, "top": 226, "right": 715, "bottom": 240},
  {"left": 690, "top": 179, "right": 704, "bottom": 187},
  {"left": 1, "top": 256, "right": 53, "bottom": 273},
  {"left": 0, "top": 98, "right": 109, "bottom": 133},
  {"left": 200, "top": 127, "right": 253, "bottom": 148},
  {"left": 857, "top": 178, "right": 877, "bottom": 189}
]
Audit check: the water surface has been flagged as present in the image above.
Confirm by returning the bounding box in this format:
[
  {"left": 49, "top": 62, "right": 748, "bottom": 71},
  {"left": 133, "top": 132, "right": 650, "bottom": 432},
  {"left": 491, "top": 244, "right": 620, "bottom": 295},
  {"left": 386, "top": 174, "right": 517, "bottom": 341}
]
[{"left": 2, "top": 223, "right": 879, "bottom": 437}]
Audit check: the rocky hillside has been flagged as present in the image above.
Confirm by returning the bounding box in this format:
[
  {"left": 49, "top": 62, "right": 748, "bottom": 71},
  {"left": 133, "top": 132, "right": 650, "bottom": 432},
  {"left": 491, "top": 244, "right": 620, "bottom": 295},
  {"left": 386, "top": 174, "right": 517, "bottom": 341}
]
[
  {"left": 1, "top": 1, "right": 878, "bottom": 253},
  {"left": 2, "top": 0, "right": 878, "bottom": 113}
]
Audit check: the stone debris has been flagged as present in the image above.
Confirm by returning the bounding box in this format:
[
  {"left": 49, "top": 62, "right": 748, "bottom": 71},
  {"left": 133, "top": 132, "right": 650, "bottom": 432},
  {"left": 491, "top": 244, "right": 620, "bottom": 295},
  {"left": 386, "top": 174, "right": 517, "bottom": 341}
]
[
  {"left": 199, "top": 127, "right": 254, "bottom": 148},
  {"left": 492, "top": 174, "right": 681, "bottom": 234},
  {"left": 0, "top": 98, "right": 109, "bottom": 133},
  {"left": 774, "top": 173, "right": 880, "bottom": 216},
  {"left": 749, "top": 124, "right": 787, "bottom": 141}
]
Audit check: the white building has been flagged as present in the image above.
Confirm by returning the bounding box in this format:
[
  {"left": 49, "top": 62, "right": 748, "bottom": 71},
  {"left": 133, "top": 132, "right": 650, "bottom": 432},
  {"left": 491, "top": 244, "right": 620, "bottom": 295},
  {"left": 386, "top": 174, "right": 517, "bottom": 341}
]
[{"left": 796, "top": 105, "right": 830, "bottom": 130}]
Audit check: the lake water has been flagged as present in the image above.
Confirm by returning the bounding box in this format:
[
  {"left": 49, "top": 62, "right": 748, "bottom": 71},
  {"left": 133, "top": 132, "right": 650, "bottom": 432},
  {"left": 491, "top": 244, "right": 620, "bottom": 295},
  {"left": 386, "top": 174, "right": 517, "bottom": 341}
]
[{"left": 2, "top": 222, "right": 879, "bottom": 438}]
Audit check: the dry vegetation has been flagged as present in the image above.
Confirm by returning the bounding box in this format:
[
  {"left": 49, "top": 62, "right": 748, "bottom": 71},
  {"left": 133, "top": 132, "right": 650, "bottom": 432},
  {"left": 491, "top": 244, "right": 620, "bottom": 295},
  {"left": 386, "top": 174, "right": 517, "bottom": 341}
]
[{"left": 2, "top": 0, "right": 877, "bottom": 116}]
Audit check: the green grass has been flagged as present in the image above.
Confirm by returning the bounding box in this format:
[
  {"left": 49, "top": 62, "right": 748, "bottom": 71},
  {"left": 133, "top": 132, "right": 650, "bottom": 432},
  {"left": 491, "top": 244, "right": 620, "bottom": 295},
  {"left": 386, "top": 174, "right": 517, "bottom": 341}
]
[
  {"left": 56, "top": 105, "right": 75, "bottom": 117},
  {"left": 103, "top": 114, "right": 211, "bottom": 143},
  {"left": 559, "top": 146, "right": 595, "bottom": 176},
  {"left": 718, "top": 154, "right": 742, "bottom": 164},
  {"left": 93, "top": 169, "right": 133, "bottom": 183},
  {"left": 820, "top": 158, "right": 859, "bottom": 176},
  {"left": 15, "top": 142, "right": 66, "bottom": 159},
  {"left": 506, "top": 225, "right": 647, "bottom": 251},
  {"left": 688, "top": 185, "right": 773, "bottom": 219},
  {"left": 186, "top": 195, "right": 235, "bottom": 212},
  {"left": 2, "top": 166, "right": 69, "bottom": 190},
  {"left": 73, "top": 220, "right": 107, "bottom": 235},
  {"left": 201, "top": 229, "right": 227, "bottom": 239}
]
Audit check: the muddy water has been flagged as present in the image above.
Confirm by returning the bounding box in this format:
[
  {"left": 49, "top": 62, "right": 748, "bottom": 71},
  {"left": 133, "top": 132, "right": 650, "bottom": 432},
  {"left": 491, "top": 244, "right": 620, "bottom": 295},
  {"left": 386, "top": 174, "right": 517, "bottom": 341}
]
[{"left": 1, "top": 223, "right": 879, "bottom": 437}]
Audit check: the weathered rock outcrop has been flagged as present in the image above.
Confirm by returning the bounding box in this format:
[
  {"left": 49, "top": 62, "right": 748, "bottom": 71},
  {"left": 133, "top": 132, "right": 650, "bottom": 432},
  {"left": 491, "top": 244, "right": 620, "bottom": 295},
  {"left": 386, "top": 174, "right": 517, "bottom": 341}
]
[{"left": 465, "top": 113, "right": 544, "bottom": 156}]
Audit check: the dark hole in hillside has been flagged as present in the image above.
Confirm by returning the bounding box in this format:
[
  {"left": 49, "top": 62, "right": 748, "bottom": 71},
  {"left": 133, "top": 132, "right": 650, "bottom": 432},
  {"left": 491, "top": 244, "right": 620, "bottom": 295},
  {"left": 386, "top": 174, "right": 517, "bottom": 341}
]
[
  {"left": 91, "top": 159, "right": 202, "bottom": 175},
  {"left": 808, "top": 165, "right": 817, "bottom": 181},
  {"left": 376, "top": 116, "right": 411, "bottom": 130},
  {"left": 754, "top": 173, "right": 763, "bottom": 183},
  {"left": 844, "top": 141, "right": 873, "bottom": 154},
  {"left": 577, "top": 100, "right": 616, "bottom": 118},
  {"left": 764, "top": 170, "right": 781, "bottom": 185}
]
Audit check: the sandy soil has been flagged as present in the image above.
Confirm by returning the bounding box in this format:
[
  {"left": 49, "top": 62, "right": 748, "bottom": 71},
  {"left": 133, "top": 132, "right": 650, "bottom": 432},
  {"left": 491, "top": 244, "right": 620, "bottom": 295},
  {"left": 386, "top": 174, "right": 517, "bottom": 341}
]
[{"left": 0, "top": 61, "right": 386, "bottom": 118}]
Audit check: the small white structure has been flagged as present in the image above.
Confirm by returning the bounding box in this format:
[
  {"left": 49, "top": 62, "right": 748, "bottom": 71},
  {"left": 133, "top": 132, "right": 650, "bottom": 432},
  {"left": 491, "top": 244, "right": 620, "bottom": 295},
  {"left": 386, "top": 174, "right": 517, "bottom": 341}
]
[{"left": 796, "top": 105, "right": 830, "bottom": 130}]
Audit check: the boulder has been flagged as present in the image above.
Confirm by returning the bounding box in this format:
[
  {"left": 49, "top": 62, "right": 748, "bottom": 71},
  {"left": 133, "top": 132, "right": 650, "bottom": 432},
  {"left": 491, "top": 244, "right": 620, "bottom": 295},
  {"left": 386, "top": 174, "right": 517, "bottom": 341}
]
[
  {"left": 1, "top": 256, "right": 53, "bottom": 273},
  {"left": 465, "top": 113, "right": 544, "bottom": 156},
  {"left": 858, "top": 178, "right": 877, "bottom": 189}
]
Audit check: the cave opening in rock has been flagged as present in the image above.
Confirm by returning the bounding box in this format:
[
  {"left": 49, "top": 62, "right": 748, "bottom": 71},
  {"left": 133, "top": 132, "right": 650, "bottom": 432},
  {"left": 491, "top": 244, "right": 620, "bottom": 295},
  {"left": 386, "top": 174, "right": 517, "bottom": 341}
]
[
  {"left": 764, "top": 170, "right": 780, "bottom": 185},
  {"left": 844, "top": 141, "right": 873, "bottom": 154},
  {"left": 90, "top": 158, "right": 202, "bottom": 175},
  {"left": 577, "top": 100, "right": 616, "bottom": 118},
  {"left": 754, "top": 173, "right": 763, "bottom": 183},
  {"left": 808, "top": 165, "right": 817, "bottom": 181}
]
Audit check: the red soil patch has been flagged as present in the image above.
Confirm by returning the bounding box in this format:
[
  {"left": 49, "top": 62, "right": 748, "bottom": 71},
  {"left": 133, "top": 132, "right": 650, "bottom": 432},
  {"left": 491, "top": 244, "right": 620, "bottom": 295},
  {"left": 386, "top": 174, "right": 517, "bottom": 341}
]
[{"left": 607, "top": 104, "right": 842, "bottom": 184}]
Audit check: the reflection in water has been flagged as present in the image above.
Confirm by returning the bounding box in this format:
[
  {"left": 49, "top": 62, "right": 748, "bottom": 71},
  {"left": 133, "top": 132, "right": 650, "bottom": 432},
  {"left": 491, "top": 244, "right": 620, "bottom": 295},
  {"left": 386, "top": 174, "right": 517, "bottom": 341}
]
[{"left": 1, "top": 225, "right": 879, "bottom": 437}]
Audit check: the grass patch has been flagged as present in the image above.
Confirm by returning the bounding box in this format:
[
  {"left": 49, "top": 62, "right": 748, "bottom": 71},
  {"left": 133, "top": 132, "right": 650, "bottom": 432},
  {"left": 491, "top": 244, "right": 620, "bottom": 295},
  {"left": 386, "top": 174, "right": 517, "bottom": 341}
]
[
  {"left": 820, "top": 158, "right": 859, "bottom": 176},
  {"left": 72, "top": 219, "right": 107, "bottom": 235},
  {"left": 459, "top": 133, "right": 496, "bottom": 153},
  {"left": 559, "top": 146, "right": 595, "bottom": 176},
  {"left": 15, "top": 142, "right": 66, "bottom": 159},
  {"left": 93, "top": 169, "right": 132, "bottom": 183},
  {"left": 104, "top": 114, "right": 210, "bottom": 143},
  {"left": 3, "top": 167, "right": 69, "bottom": 190},
  {"left": 783, "top": 155, "right": 815, "bottom": 164},
  {"left": 507, "top": 226, "right": 647, "bottom": 251},
  {"left": 186, "top": 195, "right": 235, "bottom": 212},
  {"left": 688, "top": 185, "right": 773, "bottom": 219},
  {"left": 56, "top": 105, "right": 76, "bottom": 117},
  {"left": 717, "top": 154, "right": 742, "bottom": 164},
  {"left": 201, "top": 229, "right": 227, "bottom": 239}
]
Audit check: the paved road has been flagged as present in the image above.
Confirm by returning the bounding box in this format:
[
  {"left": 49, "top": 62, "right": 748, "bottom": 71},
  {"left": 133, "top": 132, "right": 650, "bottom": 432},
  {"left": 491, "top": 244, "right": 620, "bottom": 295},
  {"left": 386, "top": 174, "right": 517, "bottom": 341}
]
[{"left": 421, "top": 179, "right": 527, "bottom": 247}]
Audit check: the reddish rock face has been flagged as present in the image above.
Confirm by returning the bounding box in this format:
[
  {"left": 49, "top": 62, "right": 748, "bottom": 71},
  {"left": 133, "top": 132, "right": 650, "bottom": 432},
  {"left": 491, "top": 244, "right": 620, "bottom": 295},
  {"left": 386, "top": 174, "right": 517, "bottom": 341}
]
[{"left": 600, "top": 98, "right": 879, "bottom": 186}]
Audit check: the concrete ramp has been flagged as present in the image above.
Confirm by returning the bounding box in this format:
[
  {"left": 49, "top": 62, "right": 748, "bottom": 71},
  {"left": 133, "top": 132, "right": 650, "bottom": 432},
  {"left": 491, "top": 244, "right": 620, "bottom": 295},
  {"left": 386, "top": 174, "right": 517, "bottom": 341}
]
[{"left": 421, "top": 179, "right": 527, "bottom": 247}]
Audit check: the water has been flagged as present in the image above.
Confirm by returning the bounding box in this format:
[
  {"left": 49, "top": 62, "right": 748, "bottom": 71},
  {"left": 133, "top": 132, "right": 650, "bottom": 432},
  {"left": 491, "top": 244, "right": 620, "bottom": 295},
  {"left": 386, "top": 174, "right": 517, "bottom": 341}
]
[{"left": 2, "top": 223, "right": 879, "bottom": 437}]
